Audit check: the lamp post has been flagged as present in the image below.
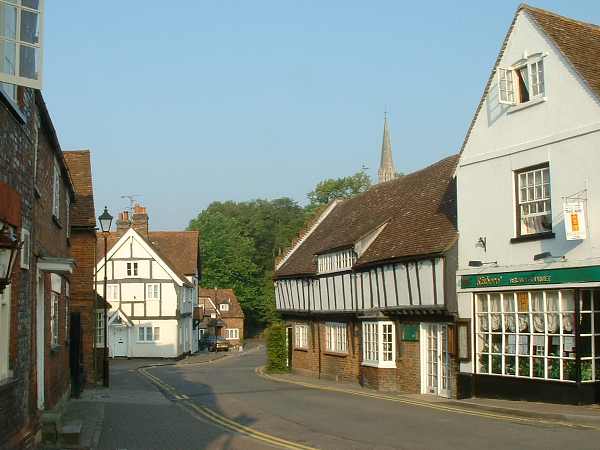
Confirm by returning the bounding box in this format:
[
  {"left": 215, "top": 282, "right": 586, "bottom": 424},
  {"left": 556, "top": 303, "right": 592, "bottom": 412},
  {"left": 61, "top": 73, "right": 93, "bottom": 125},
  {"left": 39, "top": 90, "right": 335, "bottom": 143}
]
[
  {"left": 98, "top": 206, "right": 113, "bottom": 387},
  {"left": 0, "top": 224, "right": 22, "bottom": 294}
]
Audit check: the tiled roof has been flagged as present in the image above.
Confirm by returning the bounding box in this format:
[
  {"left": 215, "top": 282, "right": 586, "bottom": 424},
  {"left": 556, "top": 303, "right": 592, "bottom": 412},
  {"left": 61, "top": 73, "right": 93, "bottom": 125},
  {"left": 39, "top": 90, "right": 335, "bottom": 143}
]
[
  {"left": 63, "top": 150, "right": 96, "bottom": 228},
  {"left": 524, "top": 5, "right": 600, "bottom": 100},
  {"left": 275, "top": 154, "right": 459, "bottom": 278},
  {"left": 198, "top": 288, "right": 245, "bottom": 318},
  {"left": 458, "top": 4, "right": 600, "bottom": 156},
  {"left": 96, "top": 230, "right": 199, "bottom": 284}
]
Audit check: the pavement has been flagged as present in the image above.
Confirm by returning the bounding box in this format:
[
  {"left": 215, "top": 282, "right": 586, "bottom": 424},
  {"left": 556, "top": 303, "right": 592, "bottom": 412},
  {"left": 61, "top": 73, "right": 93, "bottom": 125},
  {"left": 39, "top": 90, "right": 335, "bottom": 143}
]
[{"left": 47, "top": 343, "right": 600, "bottom": 449}]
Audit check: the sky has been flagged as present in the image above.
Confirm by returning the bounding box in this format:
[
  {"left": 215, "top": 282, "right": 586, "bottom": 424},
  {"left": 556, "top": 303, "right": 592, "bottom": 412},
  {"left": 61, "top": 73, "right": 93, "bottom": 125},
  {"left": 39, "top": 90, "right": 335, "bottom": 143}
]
[{"left": 42, "top": 1, "right": 600, "bottom": 230}]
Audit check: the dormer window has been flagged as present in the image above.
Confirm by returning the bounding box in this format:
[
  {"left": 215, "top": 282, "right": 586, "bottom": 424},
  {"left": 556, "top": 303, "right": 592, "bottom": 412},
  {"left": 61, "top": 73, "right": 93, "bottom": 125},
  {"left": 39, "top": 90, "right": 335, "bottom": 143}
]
[
  {"left": 498, "top": 54, "right": 545, "bottom": 106},
  {"left": 219, "top": 303, "right": 229, "bottom": 312},
  {"left": 317, "top": 249, "right": 356, "bottom": 274}
]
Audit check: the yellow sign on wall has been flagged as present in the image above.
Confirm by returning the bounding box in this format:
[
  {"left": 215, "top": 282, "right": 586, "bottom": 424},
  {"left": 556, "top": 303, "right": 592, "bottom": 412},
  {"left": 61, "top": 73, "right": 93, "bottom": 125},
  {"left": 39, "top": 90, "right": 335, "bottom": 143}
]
[{"left": 563, "top": 200, "right": 587, "bottom": 240}]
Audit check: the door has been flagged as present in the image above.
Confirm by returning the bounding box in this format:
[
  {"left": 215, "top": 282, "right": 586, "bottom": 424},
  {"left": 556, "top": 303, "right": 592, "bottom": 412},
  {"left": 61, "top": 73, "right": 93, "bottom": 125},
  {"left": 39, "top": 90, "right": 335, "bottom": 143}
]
[
  {"left": 286, "top": 327, "right": 293, "bottom": 368},
  {"left": 423, "top": 324, "right": 450, "bottom": 398},
  {"left": 112, "top": 326, "right": 128, "bottom": 357},
  {"left": 69, "top": 313, "right": 83, "bottom": 397},
  {"left": 36, "top": 269, "right": 45, "bottom": 410}
]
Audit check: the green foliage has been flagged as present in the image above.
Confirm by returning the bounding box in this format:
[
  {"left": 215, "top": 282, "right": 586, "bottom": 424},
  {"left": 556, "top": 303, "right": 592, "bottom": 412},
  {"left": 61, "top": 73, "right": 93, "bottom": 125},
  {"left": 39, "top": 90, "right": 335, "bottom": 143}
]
[
  {"left": 306, "top": 170, "right": 371, "bottom": 213},
  {"left": 266, "top": 322, "right": 289, "bottom": 373}
]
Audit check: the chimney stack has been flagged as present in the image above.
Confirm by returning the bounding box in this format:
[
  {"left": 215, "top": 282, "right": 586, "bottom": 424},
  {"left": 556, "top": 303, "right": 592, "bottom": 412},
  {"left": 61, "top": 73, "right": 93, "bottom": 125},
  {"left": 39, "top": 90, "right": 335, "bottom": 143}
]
[
  {"left": 131, "top": 203, "right": 149, "bottom": 239},
  {"left": 115, "top": 210, "right": 130, "bottom": 238}
]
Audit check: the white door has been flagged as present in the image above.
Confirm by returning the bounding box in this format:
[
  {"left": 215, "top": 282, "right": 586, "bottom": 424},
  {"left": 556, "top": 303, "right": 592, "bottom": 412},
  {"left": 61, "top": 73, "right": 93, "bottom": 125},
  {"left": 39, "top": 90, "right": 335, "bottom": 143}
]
[
  {"left": 36, "top": 269, "right": 45, "bottom": 410},
  {"left": 112, "top": 326, "right": 128, "bottom": 357},
  {"left": 423, "top": 324, "right": 450, "bottom": 398}
]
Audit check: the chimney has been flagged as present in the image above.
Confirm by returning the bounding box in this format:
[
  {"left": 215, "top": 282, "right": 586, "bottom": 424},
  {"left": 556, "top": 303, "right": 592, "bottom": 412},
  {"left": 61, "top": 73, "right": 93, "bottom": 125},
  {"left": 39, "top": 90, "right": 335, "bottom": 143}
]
[
  {"left": 131, "top": 203, "right": 149, "bottom": 239},
  {"left": 115, "top": 210, "right": 130, "bottom": 238}
]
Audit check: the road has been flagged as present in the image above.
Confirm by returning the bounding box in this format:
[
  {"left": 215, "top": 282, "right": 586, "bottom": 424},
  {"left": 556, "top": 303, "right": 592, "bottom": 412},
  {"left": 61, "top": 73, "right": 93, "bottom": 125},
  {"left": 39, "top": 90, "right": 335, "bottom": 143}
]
[{"left": 127, "top": 349, "right": 600, "bottom": 450}]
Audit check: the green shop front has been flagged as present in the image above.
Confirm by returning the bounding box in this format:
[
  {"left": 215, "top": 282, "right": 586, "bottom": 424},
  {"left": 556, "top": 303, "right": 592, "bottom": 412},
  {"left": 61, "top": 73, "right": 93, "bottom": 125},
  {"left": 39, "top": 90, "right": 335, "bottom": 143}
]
[{"left": 458, "top": 266, "right": 600, "bottom": 404}]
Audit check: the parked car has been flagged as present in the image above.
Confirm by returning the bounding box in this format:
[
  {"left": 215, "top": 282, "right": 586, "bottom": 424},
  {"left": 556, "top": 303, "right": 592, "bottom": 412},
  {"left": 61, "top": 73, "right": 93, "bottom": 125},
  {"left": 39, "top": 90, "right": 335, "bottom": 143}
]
[{"left": 207, "top": 335, "right": 230, "bottom": 352}]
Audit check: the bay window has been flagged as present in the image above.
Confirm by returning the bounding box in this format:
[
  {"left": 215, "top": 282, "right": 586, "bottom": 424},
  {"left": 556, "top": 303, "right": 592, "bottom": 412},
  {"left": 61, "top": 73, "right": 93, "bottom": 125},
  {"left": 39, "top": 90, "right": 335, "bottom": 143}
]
[
  {"left": 362, "top": 321, "right": 396, "bottom": 368},
  {"left": 475, "top": 289, "right": 600, "bottom": 382},
  {"left": 515, "top": 164, "right": 551, "bottom": 236},
  {"left": 325, "top": 322, "right": 347, "bottom": 353},
  {"left": 294, "top": 323, "right": 308, "bottom": 349}
]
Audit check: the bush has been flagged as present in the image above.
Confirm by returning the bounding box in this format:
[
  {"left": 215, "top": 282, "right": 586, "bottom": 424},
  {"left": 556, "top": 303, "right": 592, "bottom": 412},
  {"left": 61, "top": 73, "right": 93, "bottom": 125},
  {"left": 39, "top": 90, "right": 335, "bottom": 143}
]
[{"left": 266, "top": 322, "right": 288, "bottom": 373}]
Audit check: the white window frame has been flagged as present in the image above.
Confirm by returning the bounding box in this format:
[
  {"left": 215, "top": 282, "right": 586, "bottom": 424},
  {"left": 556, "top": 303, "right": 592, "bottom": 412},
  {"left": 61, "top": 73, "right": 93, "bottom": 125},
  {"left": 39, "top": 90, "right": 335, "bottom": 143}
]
[
  {"left": 126, "top": 262, "right": 138, "bottom": 277},
  {"left": 294, "top": 323, "right": 308, "bottom": 349},
  {"left": 95, "top": 310, "right": 104, "bottom": 347},
  {"left": 106, "top": 284, "right": 119, "bottom": 301},
  {"left": 325, "top": 322, "right": 347, "bottom": 353},
  {"left": 0, "top": 0, "right": 45, "bottom": 89},
  {"left": 362, "top": 321, "right": 396, "bottom": 368},
  {"left": 52, "top": 159, "right": 60, "bottom": 219},
  {"left": 497, "top": 54, "right": 546, "bottom": 106},
  {"left": 219, "top": 303, "right": 229, "bottom": 312},
  {"left": 317, "top": 249, "right": 356, "bottom": 274},
  {"left": 225, "top": 328, "right": 239, "bottom": 340},
  {"left": 516, "top": 164, "right": 551, "bottom": 236},
  {"left": 20, "top": 227, "right": 30, "bottom": 269},
  {"left": 138, "top": 325, "right": 160, "bottom": 343},
  {"left": 146, "top": 283, "right": 160, "bottom": 300},
  {"left": 0, "top": 285, "right": 11, "bottom": 381}
]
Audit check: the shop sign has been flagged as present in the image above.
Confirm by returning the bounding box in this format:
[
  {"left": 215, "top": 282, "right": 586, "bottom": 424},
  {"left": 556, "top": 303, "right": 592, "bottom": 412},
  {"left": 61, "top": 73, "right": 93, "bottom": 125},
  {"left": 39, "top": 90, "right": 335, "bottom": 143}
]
[
  {"left": 563, "top": 200, "right": 587, "bottom": 240},
  {"left": 461, "top": 266, "right": 600, "bottom": 289},
  {"left": 402, "top": 324, "right": 419, "bottom": 341}
]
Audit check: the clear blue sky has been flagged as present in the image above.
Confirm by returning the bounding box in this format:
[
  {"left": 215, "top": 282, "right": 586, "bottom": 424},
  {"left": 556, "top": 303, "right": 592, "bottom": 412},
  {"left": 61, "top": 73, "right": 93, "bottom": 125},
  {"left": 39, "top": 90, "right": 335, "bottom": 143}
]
[{"left": 43, "top": 1, "right": 600, "bottom": 230}]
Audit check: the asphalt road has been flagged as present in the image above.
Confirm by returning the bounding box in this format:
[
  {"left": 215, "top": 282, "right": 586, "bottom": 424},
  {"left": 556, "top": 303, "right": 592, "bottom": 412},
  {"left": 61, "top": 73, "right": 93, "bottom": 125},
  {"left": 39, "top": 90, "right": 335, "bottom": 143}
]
[{"left": 144, "top": 350, "right": 600, "bottom": 450}]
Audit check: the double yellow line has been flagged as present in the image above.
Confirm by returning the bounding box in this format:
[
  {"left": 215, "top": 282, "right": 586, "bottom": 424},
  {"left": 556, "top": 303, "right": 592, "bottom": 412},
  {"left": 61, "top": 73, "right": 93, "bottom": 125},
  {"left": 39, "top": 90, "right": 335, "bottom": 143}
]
[
  {"left": 256, "top": 368, "right": 600, "bottom": 431},
  {"left": 138, "top": 366, "right": 317, "bottom": 450}
]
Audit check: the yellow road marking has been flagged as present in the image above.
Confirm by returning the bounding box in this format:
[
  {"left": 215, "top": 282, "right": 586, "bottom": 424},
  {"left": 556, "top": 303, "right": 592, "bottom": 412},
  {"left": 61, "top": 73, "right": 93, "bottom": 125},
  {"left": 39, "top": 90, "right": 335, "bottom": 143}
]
[
  {"left": 137, "top": 365, "right": 318, "bottom": 450},
  {"left": 256, "top": 367, "right": 600, "bottom": 431}
]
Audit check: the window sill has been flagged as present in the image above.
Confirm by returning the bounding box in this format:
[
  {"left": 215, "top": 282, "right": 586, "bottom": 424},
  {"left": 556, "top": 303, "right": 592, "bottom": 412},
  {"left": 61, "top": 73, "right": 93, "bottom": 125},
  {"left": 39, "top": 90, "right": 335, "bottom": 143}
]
[
  {"left": 293, "top": 347, "right": 308, "bottom": 352},
  {"left": 510, "top": 232, "right": 555, "bottom": 244},
  {"left": 361, "top": 361, "right": 396, "bottom": 369},
  {"left": 507, "top": 96, "right": 547, "bottom": 114},
  {"left": 323, "top": 351, "right": 348, "bottom": 358}
]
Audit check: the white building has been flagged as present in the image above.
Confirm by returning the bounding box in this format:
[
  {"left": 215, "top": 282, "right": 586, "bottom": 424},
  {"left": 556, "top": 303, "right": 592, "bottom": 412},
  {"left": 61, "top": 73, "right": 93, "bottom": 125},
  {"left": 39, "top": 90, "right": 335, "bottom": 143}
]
[
  {"left": 456, "top": 5, "right": 600, "bottom": 404},
  {"left": 95, "top": 205, "right": 199, "bottom": 358}
]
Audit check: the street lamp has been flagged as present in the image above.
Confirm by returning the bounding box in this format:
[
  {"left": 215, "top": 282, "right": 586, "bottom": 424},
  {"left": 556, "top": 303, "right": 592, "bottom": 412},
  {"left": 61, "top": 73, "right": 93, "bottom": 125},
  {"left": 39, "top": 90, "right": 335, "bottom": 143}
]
[
  {"left": 98, "top": 206, "right": 113, "bottom": 387},
  {"left": 0, "top": 224, "right": 22, "bottom": 294}
]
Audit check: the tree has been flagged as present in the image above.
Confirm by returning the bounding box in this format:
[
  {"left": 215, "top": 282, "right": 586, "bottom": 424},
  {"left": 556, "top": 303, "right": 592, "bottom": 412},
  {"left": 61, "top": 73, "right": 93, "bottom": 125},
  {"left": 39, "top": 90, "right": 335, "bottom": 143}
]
[{"left": 306, "top": 170, "right": 371, "bottom": 212}]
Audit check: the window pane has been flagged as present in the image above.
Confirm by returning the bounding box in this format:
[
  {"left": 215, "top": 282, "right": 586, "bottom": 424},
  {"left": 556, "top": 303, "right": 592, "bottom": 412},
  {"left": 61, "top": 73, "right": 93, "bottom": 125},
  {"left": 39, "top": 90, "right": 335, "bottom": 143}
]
[
  {"left": 139, "top": 328, "right": 144, "bottom": 341},
  {"left": 561, "top": 290, "right": 575, "bottom": 311},
  {"left": 518, "top": 357, "right": 530, "bottom": 377},
  {"left": 0, "top": 39, "right": 16, "bottom": 75},
  {"left": 504, "top": 355, "right": 516, "bottom": 375},
  {"left": 563, "top": 360, "right": 576, "bottom": 381},
  {"left": 0, "top": 4, "right": 17, "bottom": 39},
  {"left": 547, "top": 313, "right": 559, "bottom": 333},
  {"left": 518, "top": 335, "right": 530, "bottom": 355},
  {"left": 146, "top": 327, "right": 153, "bottom": 341},
  {"left": 546, "top": 291, "right": 559, "bottom": 311},
  {"left": 476, "top": 294, "right": 488, "bottom": 312},
  {"left": 19, "top": 44, "right": 38, "bottom": 79},
  {"left": 22, "top": 0, "right": 40, "bottom": 10},
  {"left": 582, "top": 360, "right": 593, "bottom": 381},
  {"left": 19, "top": 10, "right": 38, "bottom": 44},
  {"left": 547, "top": 359, "right": 560, "bottom": 379},
  {"left": 505, "top": 334, "right": 516, "bottom": 354},
  {"left": 548, "top": 336, "right": 560, "bottom": 356},
  {"left": 533, "top": 335, "right": 545, "bottom": 356},
  {"left": 154, "top": 327, "right": 160, "bottom": 340},
  {"left": 532, "top": 358, "right": 544, "bottom": 378}
]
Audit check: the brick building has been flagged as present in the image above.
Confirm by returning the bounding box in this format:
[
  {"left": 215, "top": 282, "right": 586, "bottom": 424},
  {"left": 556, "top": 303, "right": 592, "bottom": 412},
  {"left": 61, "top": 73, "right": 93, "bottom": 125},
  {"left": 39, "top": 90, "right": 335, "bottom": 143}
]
[
  {"left": 196, "top": 288, "right": 245, "bottom": 348},
  {"left": 275, "top": 151, "right": 460, "bottom": 397},
  {"left": 63, "top": 150, "right": 98, "bottom": 388}
]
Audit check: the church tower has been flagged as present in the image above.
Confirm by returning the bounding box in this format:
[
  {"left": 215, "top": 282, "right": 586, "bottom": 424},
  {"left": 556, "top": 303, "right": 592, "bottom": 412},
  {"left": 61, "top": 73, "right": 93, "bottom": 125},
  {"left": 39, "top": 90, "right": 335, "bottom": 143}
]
[{"left": 378, "top": 113, "right": 396, "bottom": 184}]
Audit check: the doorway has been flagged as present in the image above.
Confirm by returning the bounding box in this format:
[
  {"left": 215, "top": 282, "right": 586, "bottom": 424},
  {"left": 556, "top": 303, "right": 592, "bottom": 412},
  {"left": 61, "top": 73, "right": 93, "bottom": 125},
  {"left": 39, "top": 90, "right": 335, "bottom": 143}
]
[
  {"left": 421, "top": 323, "right": 450, "bottom": 398},
  {"left": 36, "top": 269, "right": 45, "bottom": 410},
  {"left": 112, "top": 326, "right": 128, "bottom": 357},
  {"left": 69, "top": 312, "right": 83, "bottom": 397}
]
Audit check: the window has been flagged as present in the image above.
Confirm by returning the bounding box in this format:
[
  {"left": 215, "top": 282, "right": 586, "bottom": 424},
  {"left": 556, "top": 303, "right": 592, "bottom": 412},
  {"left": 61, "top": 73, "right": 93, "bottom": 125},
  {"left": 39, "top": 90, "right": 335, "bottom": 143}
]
[
  {"left": 225, "top": 328, "right": 239, "bottom": 340},
  {"left": 317, "top": 249, "right": 356, "bottom": 274},
  {"left": 52, "top": 160, "right": 60, "bottom": 218},
  {"left": 138, "top": 326, "right": 160, "bottom": 342},
  {"left": 106, "top": 284, "right": 119, "bottom": 301},
  {"left": 0, "top": 82, "right": 16, "bottom": 103},
  {"left": 0, "top": 0, "right": 44, "bottom": 89},
  {"left": 474, "top": 290, "right": 594, "bottom": 382},
  {"left": 294, "top": 324, "right": 308, "bottom": 349},
  {"left": 50, "top": 291, "right": 59, "bottom": 347},
  {"left": 20, "top": 227, "right": 30, "bottom": 269},
  {"left": 362, "top": 321, "right": 396, "bottom": 368},
  {"left": 516, "top": 164, "right": 551, "bottom": 236},
  {"left": 498, "top": 56, "right": 545, "bottom": 106},
  {"left": 146, "top": 283, "right": 159, "bottom": 300},
  {"left": 0, "top": 286, "right": 10, "bottom": 380},
  {"left": 219, "top": 303, "right": 229, "bottom": 312},
  {"left": 126, "top": 262, "right": 138, "bottom": 277},
  {"left": 325, "top": 322, "right": 347, "bottom": 353},
  {"left": 95, "top": 310, "right": 104, "bottom": 347}
]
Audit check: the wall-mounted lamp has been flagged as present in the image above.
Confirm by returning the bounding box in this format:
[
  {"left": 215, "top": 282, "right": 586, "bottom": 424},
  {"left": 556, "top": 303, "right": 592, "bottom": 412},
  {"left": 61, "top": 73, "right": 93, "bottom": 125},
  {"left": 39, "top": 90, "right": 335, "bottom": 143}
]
[
  {"left": 475, "top": 237, "right": 487, "bottom": 252},
  {"left": 533, "top": 252, "right": 566, "bottom": 262},
  {"left": 0, "top": 224, "right": 23, "bottom": 294},
  {"left": 468, "top": 260, "right": 498, "bottom": 267}
]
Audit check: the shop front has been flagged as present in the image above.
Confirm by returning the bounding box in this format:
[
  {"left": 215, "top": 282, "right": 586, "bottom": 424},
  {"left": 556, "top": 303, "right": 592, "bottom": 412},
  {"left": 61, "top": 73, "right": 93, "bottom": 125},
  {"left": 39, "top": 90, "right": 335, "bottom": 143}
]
[{"left": 458, "top": 266, "right": 600, "bottom": 404}]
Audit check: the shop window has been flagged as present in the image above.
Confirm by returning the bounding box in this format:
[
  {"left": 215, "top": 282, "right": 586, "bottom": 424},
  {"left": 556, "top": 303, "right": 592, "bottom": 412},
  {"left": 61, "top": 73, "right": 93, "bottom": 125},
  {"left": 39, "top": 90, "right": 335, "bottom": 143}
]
[
  {"left": 362, "top": 321, "right": 396, "bottom": 368},
  {"left": 294, "top": 323, "right": 308, "bottom": 349},
  {"left": 475, "top": 289, "right": 594, "bottom": 382},
  {"left": 325, "top": 322, "right": 347, "bottom": 353}
]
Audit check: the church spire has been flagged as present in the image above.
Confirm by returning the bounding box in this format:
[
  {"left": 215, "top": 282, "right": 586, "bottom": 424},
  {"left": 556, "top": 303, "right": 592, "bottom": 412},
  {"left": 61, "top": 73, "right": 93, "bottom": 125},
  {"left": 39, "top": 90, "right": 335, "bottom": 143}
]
[{"left": 378, "top": 112, "right": 396, "bottom": 184}]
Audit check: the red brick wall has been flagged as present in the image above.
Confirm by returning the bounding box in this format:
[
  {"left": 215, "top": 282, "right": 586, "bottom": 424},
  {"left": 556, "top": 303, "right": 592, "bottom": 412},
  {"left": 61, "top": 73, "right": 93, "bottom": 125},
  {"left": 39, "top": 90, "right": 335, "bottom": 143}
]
[{"left": 68, "top": 230, "right": 97, "bottom": 384}]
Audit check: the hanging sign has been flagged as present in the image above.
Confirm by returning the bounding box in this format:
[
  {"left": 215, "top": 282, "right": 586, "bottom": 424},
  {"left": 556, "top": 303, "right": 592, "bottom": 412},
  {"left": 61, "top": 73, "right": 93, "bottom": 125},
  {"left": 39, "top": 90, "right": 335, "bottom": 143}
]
[{"left": 563, "top": 200, "right": 587, "bottom": 240}]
